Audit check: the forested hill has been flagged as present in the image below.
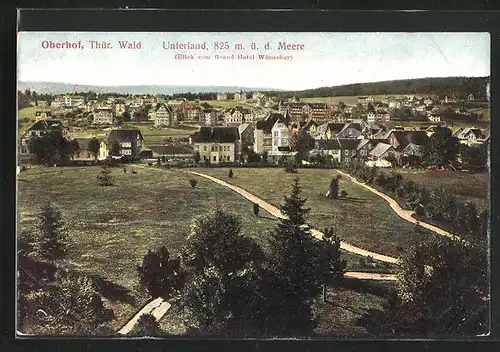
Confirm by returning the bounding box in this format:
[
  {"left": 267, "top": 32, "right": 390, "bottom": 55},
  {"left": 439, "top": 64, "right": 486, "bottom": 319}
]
[{"left": 275, "top": 76, "right": 490, "bottom": 99}]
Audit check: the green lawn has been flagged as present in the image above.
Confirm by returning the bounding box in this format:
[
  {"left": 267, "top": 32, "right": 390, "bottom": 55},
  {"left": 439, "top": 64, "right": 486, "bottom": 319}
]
[
  {"left": 200, "top": 168, "right": 439, "bottom": 258},
  {"left": 395, "top": 168, "right": 490, "bottom": 211},
  {"left": 200, "top": 100, "right": 257, "bottom": 109},
  {"left": 18, "top": 165, "right": 400, "bottom": 336},
  {"left": 17, "top": 166, "right": 276, "bottom": 331}
]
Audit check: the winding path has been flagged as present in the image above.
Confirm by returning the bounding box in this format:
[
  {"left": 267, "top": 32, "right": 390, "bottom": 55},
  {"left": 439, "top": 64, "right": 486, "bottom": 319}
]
[
  {"left": 118, "top": 297, "right": 171, "bottom": 335},
  {"left": 184, "top": 170, "right": 399, "bottom": 264},
  {"left": 334, "top": 169, "right": 461, "bottom": 241}
]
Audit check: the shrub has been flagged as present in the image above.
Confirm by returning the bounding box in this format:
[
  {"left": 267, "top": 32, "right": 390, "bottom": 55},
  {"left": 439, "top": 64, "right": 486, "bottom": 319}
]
[
  {"left": 129, "top": 313, "right": 162, "bottom": 336},
  {"left": 189, "top": 179, "right": 198, "bottom": 188},
  {"left": 137, "top": 246, "right": 186, "bottom": 298},
  {"left": 253, "top": 202, "right": 260, "bottom": 216}
]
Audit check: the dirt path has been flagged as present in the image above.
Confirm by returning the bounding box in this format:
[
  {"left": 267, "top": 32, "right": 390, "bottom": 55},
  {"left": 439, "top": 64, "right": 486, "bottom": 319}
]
[
  {"left": 118, "top": 297, "right": 171, "bottom": 335},
  {"left": 334, "top": 169, "right": 461, "bottom": 241}
]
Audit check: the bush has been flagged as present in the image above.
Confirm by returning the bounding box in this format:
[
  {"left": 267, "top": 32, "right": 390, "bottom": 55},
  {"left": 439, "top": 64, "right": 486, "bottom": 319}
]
[
  {"left": 189, "top": 179, "right": 198, "bottom": 188},
  {"left": 129, "top": 313, "right": 162, "bottom": 336},
  {"left": 253, "top": 202, "right": 259, "bottom": 216},
  {"left": 137, "top": 246, "right": 186, "bottom": 298}
]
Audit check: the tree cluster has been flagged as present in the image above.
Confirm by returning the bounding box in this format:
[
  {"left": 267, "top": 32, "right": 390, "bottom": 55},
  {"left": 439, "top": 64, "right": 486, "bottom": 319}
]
[
  {"left": 17, "top": 204, "right": 113, "bottom": 335},
  {"left": 28, "top": 131, "right": 80, "bottom": 166},
  {"left": 137, "top": 178, "right": 345, "bottom": 337}
]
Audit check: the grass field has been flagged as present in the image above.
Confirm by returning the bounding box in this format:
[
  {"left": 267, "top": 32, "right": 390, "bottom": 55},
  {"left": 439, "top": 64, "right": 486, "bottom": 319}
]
[
  {"left": 395, "top": 169, "right": 490, "bottom": 211},
  {"left": 200, "top": 100, "right": 257, "bottom": 109},
  {"left": 200, "top": 168, "right": 439, "bottom": 257},
  {"left": 17, "top": 166, "right": 277, "bottom": 330},
  {"left": 18, "top": 165, "right": 396, "bottom": 334}
]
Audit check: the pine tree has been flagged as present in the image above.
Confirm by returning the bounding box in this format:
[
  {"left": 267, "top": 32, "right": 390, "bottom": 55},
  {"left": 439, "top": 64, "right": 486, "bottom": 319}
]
[
  {"left": 265, "top": 177, "right": 322, "bottom": 335},
  {"left": 96, "top": 164, "right": 114, "bottom": 186},
  {"left": 280, "top": 177, "right": 310, "bottom": 227},
  {"left": 35, "top": 204, "right": 70, "bottom": 261}
]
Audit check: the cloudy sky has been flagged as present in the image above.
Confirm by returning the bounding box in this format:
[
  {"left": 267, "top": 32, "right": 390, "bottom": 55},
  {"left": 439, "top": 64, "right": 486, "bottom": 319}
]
[{"left": 17, "top": 32, "right": 490, "bottom": 90}]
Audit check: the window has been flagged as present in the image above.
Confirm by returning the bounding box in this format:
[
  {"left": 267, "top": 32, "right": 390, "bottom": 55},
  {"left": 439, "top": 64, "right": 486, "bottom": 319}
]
[
  {"left": 213, "top": 156, "right": 217, "bottom": 162},
  {"left": 345, "top": 150, "right": 349, "bottom": 155},
  {"left": 204, "top": 146, "right": 207, "bottom": 151},
  {"left": 274, "top": 131, "right": 278, "bottom": 137},
  {"left": 361, "top": 150, "right": 366, "bottom": 156},
  {"left": 121, "top": 149, "right": 132, "bottom": 155}
]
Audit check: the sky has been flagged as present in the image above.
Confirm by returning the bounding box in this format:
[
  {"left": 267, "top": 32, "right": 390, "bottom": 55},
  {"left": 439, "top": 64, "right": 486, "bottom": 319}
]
[{"left": 17, "top": 32, "right": 490, "bottom": 90}]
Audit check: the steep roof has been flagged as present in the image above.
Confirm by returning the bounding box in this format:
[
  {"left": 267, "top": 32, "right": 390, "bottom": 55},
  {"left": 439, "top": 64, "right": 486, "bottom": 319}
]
[
  {"left": 155, "top": 103, "right": 172, "bottom": 113},
  {"left": 315, "top": 139, "right": 341, "bottom": 150},
  {"left": 389, "top": 130, "right": 429, "bottom": 149},
  {"left": 256, "top": 113, "right": 288, "bottom": 133},
  {"left": 369, "top": 143, "right": 394, "bottom": 157},
  {"left": 338, "top": 138, "right": 360, "bottom": 150},
  {"left": 108, "top": 129, "right": 144, "bottom": 141},
  {"left": 191, "top": 127, "right": 239, "bottom": 143},
  {"left": 27, "top": 119, "right": 65, "bottom": 132}
]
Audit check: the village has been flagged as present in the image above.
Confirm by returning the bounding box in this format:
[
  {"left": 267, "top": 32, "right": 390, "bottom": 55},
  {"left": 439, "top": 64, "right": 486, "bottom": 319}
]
[
  {"left": 18, "top": 90, "right": 490, "bottom": 169},
  {"left": 17, "top": 85, "right": 490, "bottom": 338}
]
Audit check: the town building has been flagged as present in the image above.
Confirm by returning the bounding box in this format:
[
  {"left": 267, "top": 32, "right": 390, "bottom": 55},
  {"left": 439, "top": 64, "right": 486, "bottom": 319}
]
[
  {"left": 108, "top": 129, "right": 144, "bottom": 159},
  {"left": 93, "top": 108, "right": 115, "bottom": 124},
  {"left": 19, "top": 120, "right": 69, "bottom": 155},
  {"left": 152, "top": 103, "right": 176, "bottom": 127},
  {"left": 190, "top": 127, "right": 239, "bottom": 164},
  {"left": 34, "top": 111, "right": 53, "bottom": 122}
]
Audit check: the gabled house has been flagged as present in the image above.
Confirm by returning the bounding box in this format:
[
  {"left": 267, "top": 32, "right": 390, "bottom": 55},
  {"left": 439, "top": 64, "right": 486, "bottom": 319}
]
[
  {"left": 152, "top": 103, "right": 176, "bottom": 127},
  {"left": 368, "top": 142, "right": 398, "bottom": 162},
  {"left": 311, "top": 138, "right": 359, "bottom": 163},
  {"left": 401, "top": 143, "right": 427, "bottom": 158},
  {"left": 314, "top": 122, "right": 345, "bottom": 140},
  {"left": 455, "top": 127, "right": 486, "bottom": 145},
  {"left": 108, "top": 129, "right": 144, "bottom": 159},
  {"left": 386, "top": 130, "right": 429, "bottom": 151},
  {"left": 191, "top": 127, "right": 239, "bottom": 164},
  {"left": 238, "top": 123, "right": 255, "bottom": 152},
  {"left": 356, "top": 139, "right": 378, "bottom": 160},
  {"left": 302, "top": 119, "right": 319, "bottom": 137},
  {"left": 269, "top": 117, "right": 291, "bottom": 158},
  {"left": 19, "top": 120, "right": 69, "bottom": 155}
]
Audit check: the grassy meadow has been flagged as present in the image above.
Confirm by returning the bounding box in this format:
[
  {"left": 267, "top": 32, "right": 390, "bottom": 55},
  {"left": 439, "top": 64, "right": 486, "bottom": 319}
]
[
  {"left": 395, "top": 168, "right": 490, "bottom": 211},
  {"left": 17, "top": 165, "right": 276, "bottom": 330},
  {"left": 18, "top": 165, "right": 401, "bottom": 336},
  {"left": 200, "top": 167, "right": 440, "bottom": 258}
]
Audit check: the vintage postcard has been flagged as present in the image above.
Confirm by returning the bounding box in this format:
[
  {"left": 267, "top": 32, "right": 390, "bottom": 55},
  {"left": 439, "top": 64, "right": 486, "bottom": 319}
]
[{"left": 16, "top": 31, "right": 490, "bottom": 338}]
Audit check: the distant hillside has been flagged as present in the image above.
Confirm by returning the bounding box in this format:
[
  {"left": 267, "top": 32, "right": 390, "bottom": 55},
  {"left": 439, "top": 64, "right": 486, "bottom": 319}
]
[
  {"left": 272, "top": 76, "right": 490, "bottom": 100},
  {"left": 17, "top": 81, "right": 277, "bottom": 95}
]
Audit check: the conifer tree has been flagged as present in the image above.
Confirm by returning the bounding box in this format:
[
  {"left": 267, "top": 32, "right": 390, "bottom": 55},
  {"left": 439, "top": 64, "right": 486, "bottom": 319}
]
[
  {"left": 96, "top": 163, "right": 114, "bottom": 186},
  {"left": 35, "top": 204, "right": 70, "bottom": 261}
]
